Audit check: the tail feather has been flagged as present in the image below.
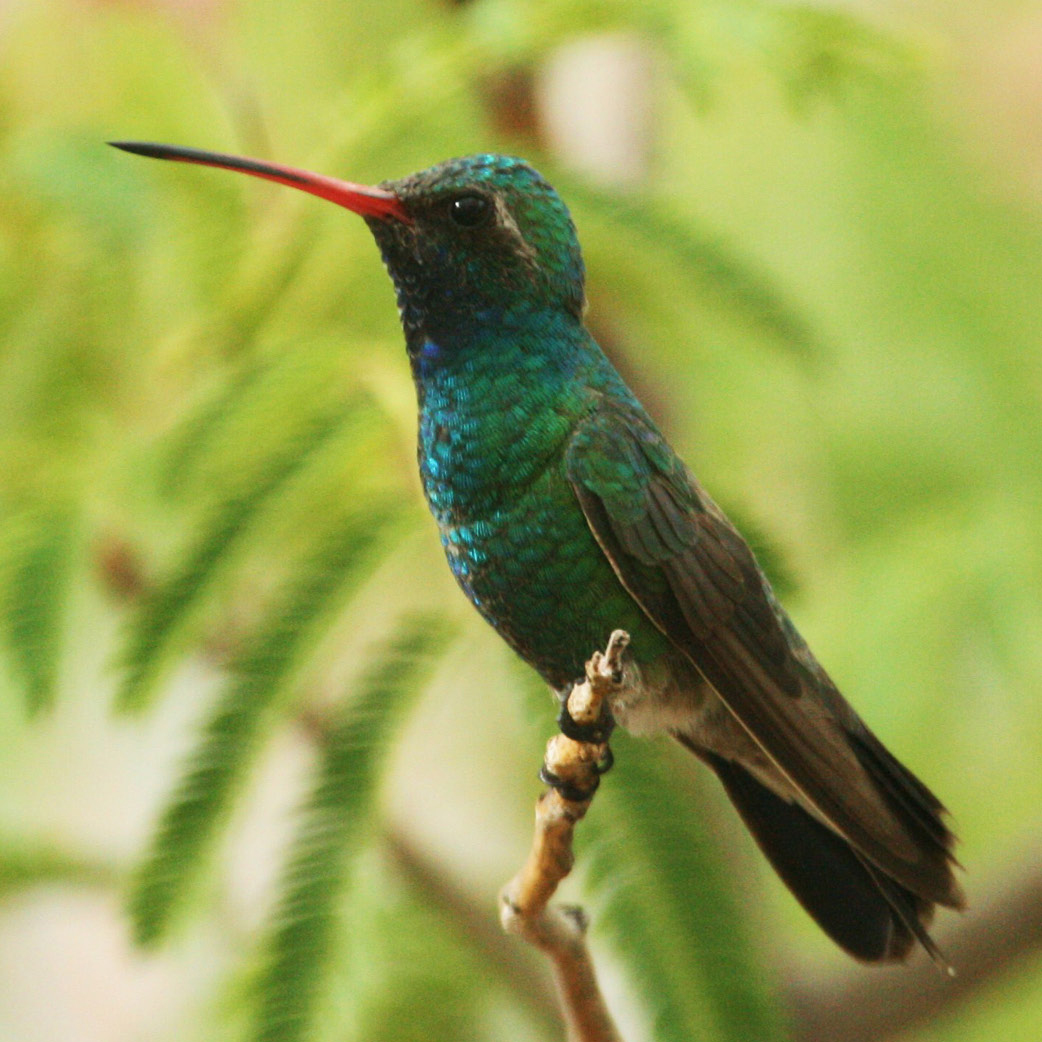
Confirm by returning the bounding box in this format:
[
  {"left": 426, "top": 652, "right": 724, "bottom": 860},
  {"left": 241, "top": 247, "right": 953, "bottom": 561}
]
[
  {"left": 857, "top": 855, "right": 952, "bottom": 970},
  {"left": 847, "top": 728, "right": 960, "bottom": 866},
  {"left": 694, "top": 747, "right": 953, "bottom": 964}
]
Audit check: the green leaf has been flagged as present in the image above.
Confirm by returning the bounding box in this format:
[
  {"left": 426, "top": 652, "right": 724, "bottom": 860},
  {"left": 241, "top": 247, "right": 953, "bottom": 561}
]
[
  {"left": 252, "top": 613, "right": 456, "bottom": 1042},
  {"left": 153, "top": 342, "right": 361, "bottom": 504},
  {"left": 154, "top": 365, "right": 271, "bottom": 501},
  {"left": 583, "top": 734, "right": 785, "bottom": 1042},
  {"left": 115, "top": 407, "right": 353, "bottom": 712},
  {"left": 128, "top": 510, "right": 409, "bottom": 945},
  {"left": 345, "top": 848, "right": 523, "bottom": 1042},
  {"left": 0, "top": 507, "right": 79, "bottom": 713}
]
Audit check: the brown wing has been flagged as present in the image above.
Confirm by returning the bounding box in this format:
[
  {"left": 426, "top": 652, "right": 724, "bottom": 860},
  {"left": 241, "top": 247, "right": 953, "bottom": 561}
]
[{"left": 566, "top": 406, "right": 961, "bottom": 906}]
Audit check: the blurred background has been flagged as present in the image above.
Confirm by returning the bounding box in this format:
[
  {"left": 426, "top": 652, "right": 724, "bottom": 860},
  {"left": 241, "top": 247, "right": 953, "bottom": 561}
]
[{"left": 2, "top": 0, "right": 1042, "bottom": 1039}]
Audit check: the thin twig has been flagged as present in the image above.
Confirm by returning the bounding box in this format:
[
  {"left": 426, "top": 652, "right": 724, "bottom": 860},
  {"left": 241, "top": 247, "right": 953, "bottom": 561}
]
[{"left": 500, "top": 630, "right": 629, "bottom": 1042}]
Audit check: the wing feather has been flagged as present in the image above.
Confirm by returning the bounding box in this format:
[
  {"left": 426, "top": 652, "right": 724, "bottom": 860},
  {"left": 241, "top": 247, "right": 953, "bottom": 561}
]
[{"left": 566, "top": 405, "right": 960, "bottom": 905}]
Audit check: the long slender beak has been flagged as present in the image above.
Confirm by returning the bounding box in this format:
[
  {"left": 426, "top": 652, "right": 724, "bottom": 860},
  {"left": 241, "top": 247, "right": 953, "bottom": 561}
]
[{"left": 109, "top": 141, "right": 411, "bottom": 223}]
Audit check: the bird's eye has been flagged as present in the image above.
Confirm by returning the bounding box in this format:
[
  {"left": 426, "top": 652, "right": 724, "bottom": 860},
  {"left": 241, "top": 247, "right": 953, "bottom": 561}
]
[{"left": 449, "top": 194, "right": 491, "bottom": 228}]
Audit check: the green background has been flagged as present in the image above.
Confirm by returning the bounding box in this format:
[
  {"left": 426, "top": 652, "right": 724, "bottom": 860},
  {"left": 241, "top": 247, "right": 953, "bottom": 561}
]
[{"left": 1, "top": 0, "right": 1040, "bottom": 1039}]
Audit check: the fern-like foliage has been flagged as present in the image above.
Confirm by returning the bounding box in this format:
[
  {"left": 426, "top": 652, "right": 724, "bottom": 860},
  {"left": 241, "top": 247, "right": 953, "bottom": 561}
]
[
  {"left": 128, "top": 509, "right": 411, "bottom": 945},
  {"left": 458, "top": 0, "right": 910, "bottom": 107},
  {"left": 116, "top": 406, "right": 356, "bottom": 713},
  {"left": 0, "top": 508, "right": 79, "bottom": 713},
  {"left": 583, "top": 733, "right": 785, "bottom": 1042},
  {"left": 656, "top": 0, "right": 913, "bottom": 107},
  {"left": 251, "top": 614, "right": 456, "bottom": 1042}
]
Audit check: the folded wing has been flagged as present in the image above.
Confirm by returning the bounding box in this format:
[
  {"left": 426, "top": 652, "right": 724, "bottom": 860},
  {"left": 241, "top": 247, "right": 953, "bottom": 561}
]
[{"left": 565, "top": 403, "right": 963, "bottom": 912}]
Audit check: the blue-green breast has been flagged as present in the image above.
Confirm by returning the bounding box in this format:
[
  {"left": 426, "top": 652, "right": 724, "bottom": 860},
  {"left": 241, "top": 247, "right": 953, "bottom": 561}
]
[{"left": 413, "top": 318, "right": 670, "bottom": 687}]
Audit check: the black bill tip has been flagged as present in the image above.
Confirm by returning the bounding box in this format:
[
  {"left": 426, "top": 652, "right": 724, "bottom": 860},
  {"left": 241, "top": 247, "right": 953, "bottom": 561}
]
[{"left": 109, "top": 140, "right": 186, "bottom": 160}]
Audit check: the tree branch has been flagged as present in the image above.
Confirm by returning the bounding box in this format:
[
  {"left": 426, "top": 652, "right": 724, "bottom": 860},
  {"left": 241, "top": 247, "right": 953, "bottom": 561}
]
[{"left": 500, "top": 630, "right": 629, "bottom": 1042}]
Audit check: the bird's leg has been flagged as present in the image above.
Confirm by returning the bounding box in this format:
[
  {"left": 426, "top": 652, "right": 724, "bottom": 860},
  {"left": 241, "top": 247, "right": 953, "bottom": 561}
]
[
  {"left": 539, "top": 761, "right": 597, "bottom": 803},
  {"left": 506, "top": 631, "right": 630, "bottom": 901},
  {"left": 543, "top": 726, "right": 615, "bottom": 797}
]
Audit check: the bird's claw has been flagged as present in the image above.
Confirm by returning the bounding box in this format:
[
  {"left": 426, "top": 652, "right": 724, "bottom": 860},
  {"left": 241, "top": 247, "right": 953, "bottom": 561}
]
[
  {"left": 556, "top": 690, "right": 616, "bottom": 745},
  {"left": 539, "top": 764, "right": 598, "bottom": 803}
]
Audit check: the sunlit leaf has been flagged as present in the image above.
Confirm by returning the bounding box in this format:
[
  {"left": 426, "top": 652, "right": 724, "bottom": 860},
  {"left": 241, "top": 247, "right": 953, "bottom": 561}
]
[
  {"left": 563, "top": 176, "right": 821, "bottom": 358},
  {"left": 0, "top": 840, "right": 115, "bottom": 898}
]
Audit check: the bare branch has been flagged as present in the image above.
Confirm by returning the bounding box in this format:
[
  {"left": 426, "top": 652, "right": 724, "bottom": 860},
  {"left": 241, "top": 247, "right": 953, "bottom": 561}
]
[{"left": 500, "top": 630, "right": 629, "bottom": 1042}]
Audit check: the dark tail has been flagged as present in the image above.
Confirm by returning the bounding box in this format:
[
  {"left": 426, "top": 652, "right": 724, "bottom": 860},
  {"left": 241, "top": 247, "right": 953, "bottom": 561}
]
[{"left": 697, "top": 749, "right": 952, "bottom": 964}]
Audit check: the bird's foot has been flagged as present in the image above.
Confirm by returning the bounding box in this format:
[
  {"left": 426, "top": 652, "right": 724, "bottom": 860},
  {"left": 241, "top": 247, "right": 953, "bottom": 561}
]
[
  {"left": 539, "top": 763, "right": 598, "bottom": 803},
  {"left": 556, "top": 687, "right": 616, "bottom": 746},
  {"left": 541, "top": 631, "right": 627, "bottom": 802}
]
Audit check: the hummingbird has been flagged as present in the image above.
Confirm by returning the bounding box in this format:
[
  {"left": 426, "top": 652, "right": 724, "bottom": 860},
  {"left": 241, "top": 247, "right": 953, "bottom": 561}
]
[{"left": 111, "top": 140, "right": 964, "bottom": 964}]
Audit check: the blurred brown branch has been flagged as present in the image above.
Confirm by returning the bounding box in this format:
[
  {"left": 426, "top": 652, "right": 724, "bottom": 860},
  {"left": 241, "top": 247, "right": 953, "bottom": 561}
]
[{"left": 787, "top": 844, "right": 1042, "bottom": 1042}]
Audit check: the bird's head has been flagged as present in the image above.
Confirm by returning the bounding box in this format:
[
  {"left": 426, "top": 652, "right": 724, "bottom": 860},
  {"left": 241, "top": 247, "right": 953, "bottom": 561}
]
[{"left": 371, "top": 154, "right": 585, "bottom": 338}]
